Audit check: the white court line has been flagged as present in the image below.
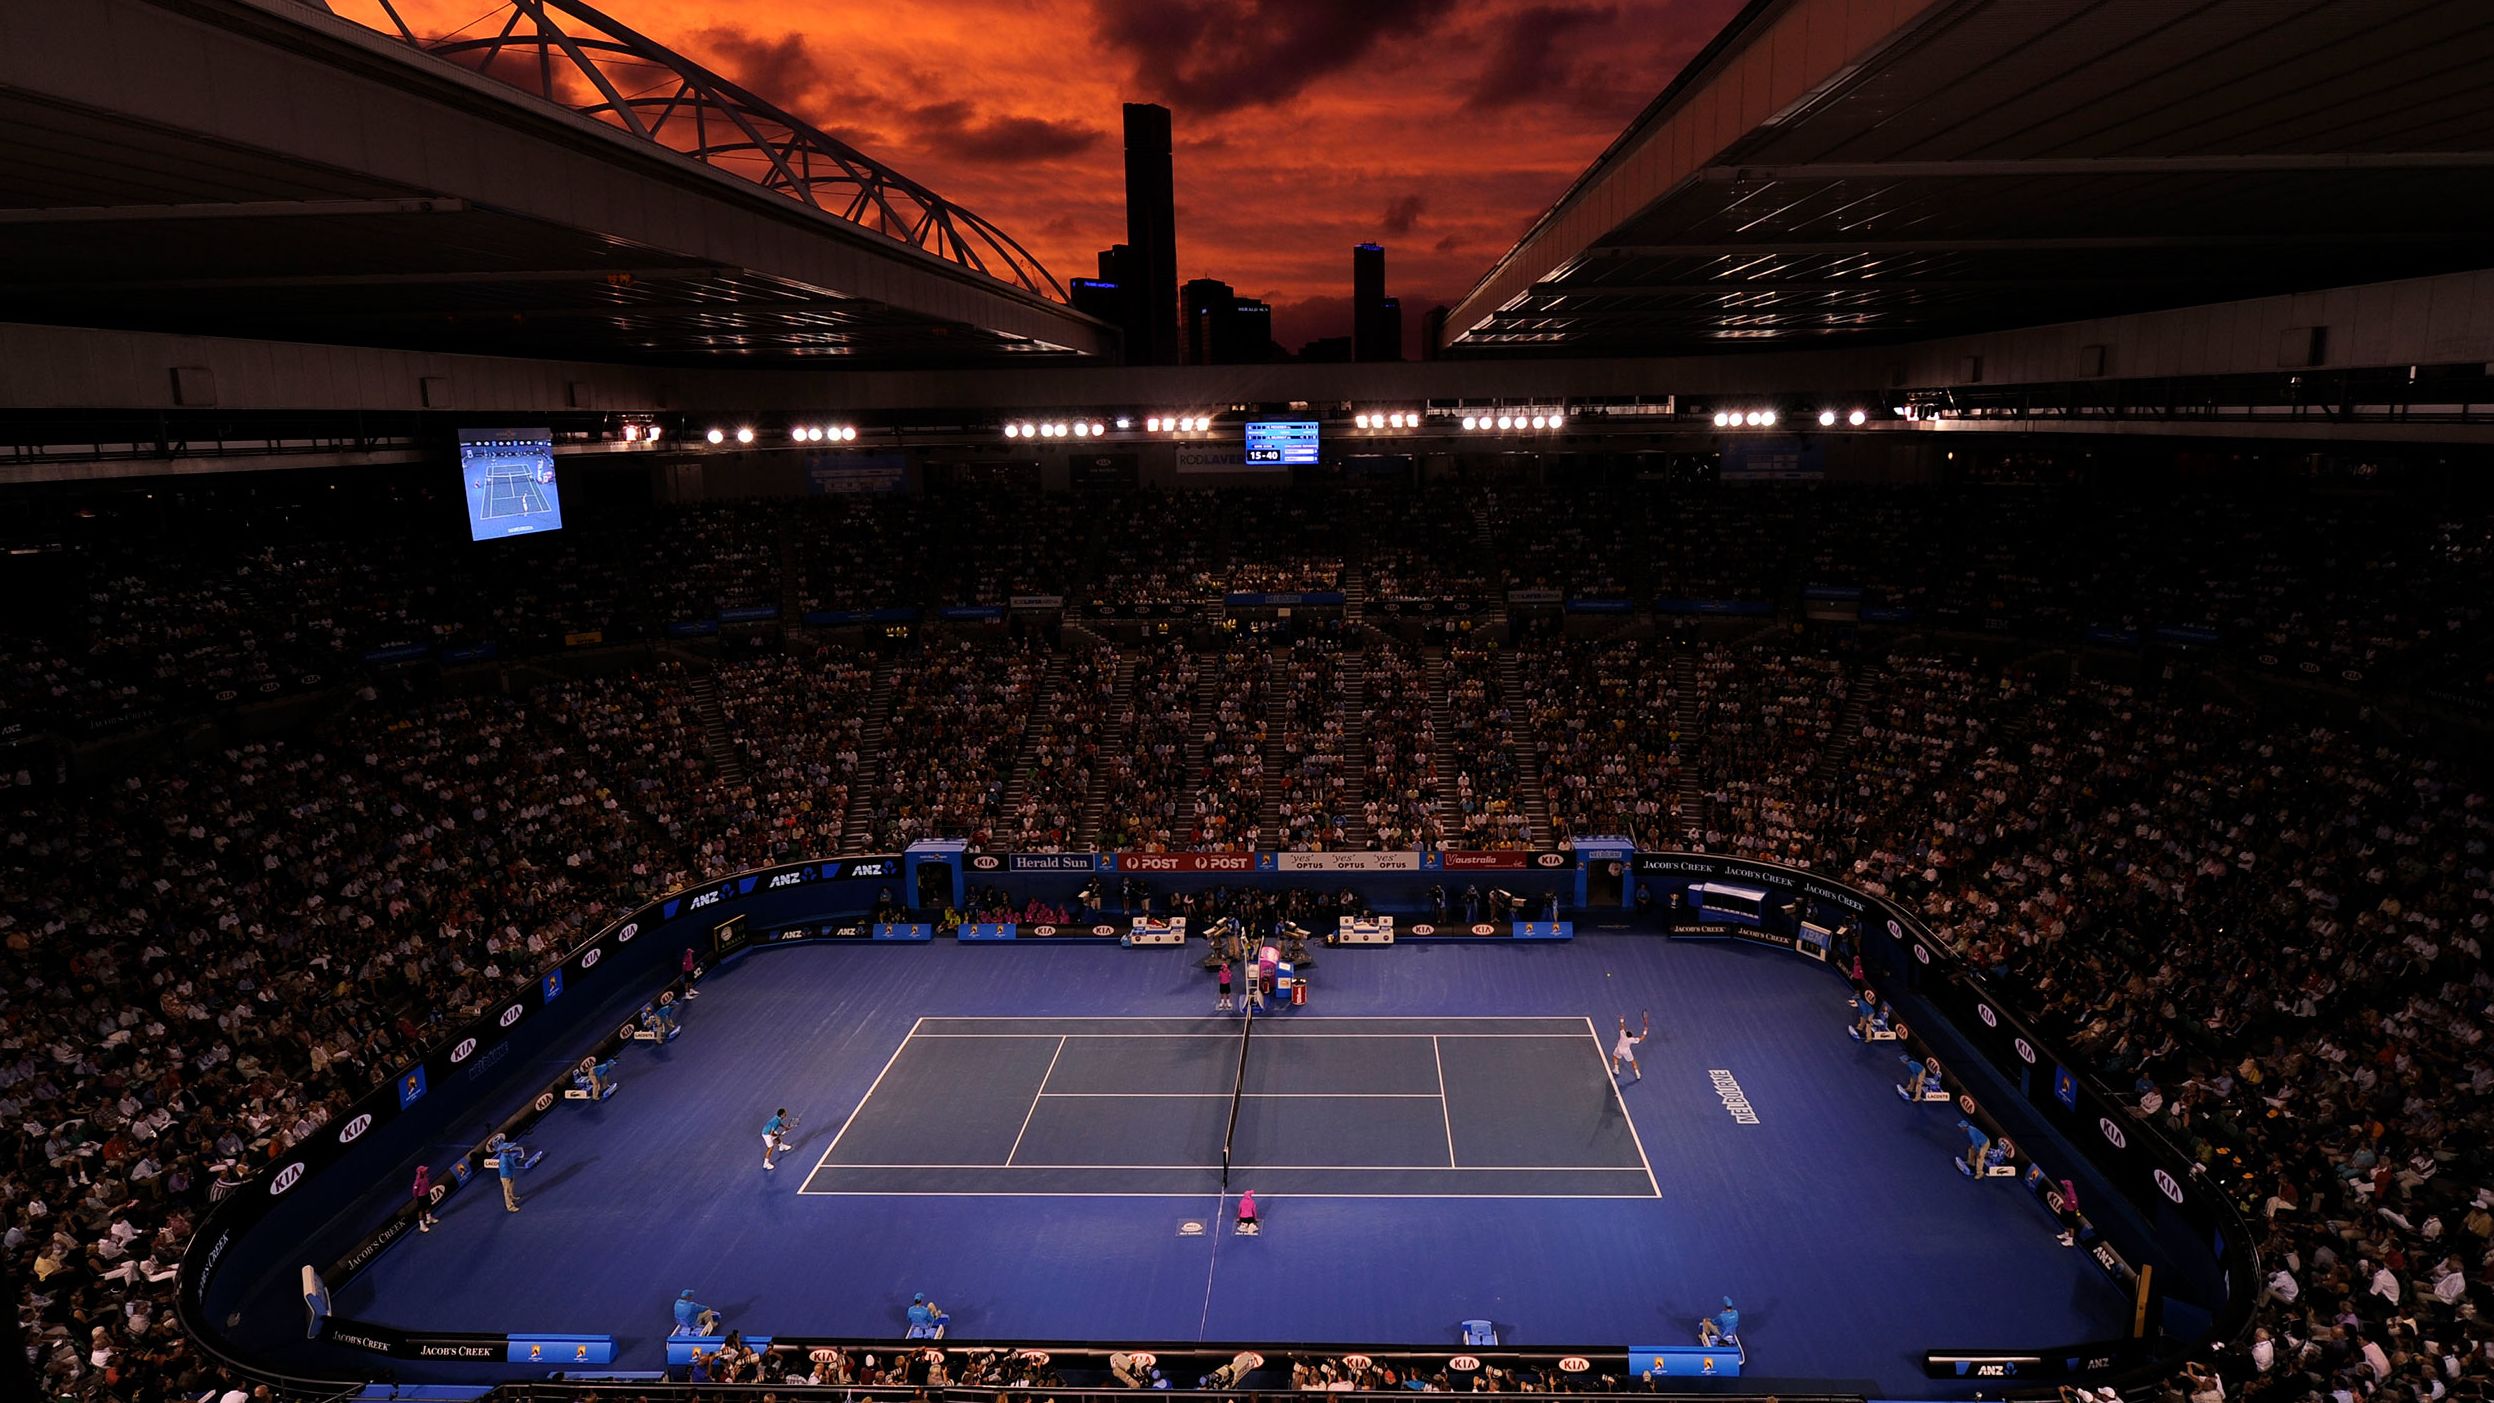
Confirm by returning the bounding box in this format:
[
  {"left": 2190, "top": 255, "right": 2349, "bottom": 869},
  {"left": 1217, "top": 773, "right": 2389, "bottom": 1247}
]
[
  {"left": 912, "top": 1032, "right": 1587, "bottom": 1039},
  {"left": 1586, "top": 1015, "right": 1664, "bottom": 1198},
  {"left": 1035, "top": 1091, "right": 1443, "bottom": 1099},
  {"left": 797, "top": 1190, "right": 1660, "bottom": 1200},
  {"left": 801, "top": 1015, "right": 926, "bottom": 1190},
  {"left": 1432, "top": 1036, "right": 1456, "bottom": 1169},
  {"left": 1002, "top": 1036, "right": 1068, "bottom": 1167},
  {"left": 815, "top": 1164, "right": 1656, "bottom": 1173}
]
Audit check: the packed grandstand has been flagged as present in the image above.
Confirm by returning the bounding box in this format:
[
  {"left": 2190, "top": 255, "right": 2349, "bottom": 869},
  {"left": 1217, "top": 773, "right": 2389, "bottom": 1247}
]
[{"left": 5, "top": 471, "right": 2492, "bottom": 1403}]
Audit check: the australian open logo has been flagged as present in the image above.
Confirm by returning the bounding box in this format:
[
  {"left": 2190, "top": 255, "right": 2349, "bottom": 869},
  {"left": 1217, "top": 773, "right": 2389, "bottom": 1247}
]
[
  {"left": 2099, "top": 1117, "right": 2128, "bottom": 1149},
  {"left": 337, "top": 1113, "right": 374, "bottom": 1145},
  {"left": 581, "top": 947, "right": 603, "bottom": 970},
  {"left": 2014, "top": 1037, "right": 2037, "bottom": 1064},
  {"left": 533, "top": 1091, "right": 556, "bottom": 1114},
  {"left": 2154, "top": 1168, "right": 2185, "bottom": 1203},
  {"left": 617, "top": 922, "right": 639, "bottom": 943},
  {"left": 1914, "top": 943, "right": 1931, "bottom": 964},
  {"left": 499, "top": 1003, "right": 524, "bottom": 1028},
  {"left": 451, "top": 1037, "right": 478, "bottom": 1064},
  {"left": 270, "top": 1162, "right": 306, "bottom": 1196},
  {"left": 1976, "top": 1004, "right": 1998, "bottom": 1028}
]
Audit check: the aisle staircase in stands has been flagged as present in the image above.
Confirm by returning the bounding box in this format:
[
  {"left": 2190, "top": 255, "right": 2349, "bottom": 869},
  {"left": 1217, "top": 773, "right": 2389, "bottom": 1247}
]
[
  {"left": 1341, "top": 565, "right": 1367, "bottom": 629},
  {"left": 1075, "top": 650, "right": 1138, "bottom": 848},
  {"left": 684, "top": 671, "right": 746, "bottom": 786},
  {"left": 836, "top": 663, "right": 899, "bottom": 853},
  {"left": 1668, "top": 646, "right": 1703, "bottom": 837},
  {"left": 1335, "top": 651, "right": 1372, "bottom": 847},
  {"left": 1494, "top": 650, "right": 1554, "bottom": 847},
  {"left": 1813, "top": 661, "right": 1884, "bottom": 784},
  {"left": 997, "top": 652, "right": 1072, "bottom": 821},
  {"left": 1422, "top": 649, "right": 1458, "bottom": 843},
  {"left": 1471, "top": 499, "right": 1509, "bottom": 641}
]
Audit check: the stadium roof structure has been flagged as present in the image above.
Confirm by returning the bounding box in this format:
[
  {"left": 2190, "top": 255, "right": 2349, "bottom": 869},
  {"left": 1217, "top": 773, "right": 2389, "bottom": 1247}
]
[
  {"left": 0, "top": 0, "right": 1112, "bottom": 369},
  {"left": 1444, "top": 0, "right": 2494, "bottom": 358}
]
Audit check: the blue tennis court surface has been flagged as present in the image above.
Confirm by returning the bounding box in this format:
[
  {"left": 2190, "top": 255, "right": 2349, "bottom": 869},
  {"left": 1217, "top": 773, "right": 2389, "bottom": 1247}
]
[
  {"left": 801, "top": 1016, "right": 1656, "bottom": 1198},
  {"left": 337, "top": 934, "right": 2128, "bottom": 1392}
]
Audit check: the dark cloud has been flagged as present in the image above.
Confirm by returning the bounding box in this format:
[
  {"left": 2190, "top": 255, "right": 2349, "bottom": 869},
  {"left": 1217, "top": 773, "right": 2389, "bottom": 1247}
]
[
  {"left": 1094, "top": 0, "right": 1462, "bottom": 115},
  {"left": 912, "top": 102, "right": 1106, "bottom": 162},
  {"left": 686, "top": 29, "right": 1100, "bottom": 166},
  {"left": 1382, "top": 194, "right": 1427, "bottom": 236},
  {"left": 1463, "top": 4, "right": 1616, "bottom": 112},
  {"left": 1432, "top": 233, "right": 1464, "bottom": 254}
]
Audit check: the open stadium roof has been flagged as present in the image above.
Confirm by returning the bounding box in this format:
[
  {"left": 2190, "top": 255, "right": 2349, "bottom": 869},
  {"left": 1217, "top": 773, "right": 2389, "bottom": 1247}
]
[
  {"left": 1445, "top": 0, "right": 2494, "bottom": 357},
  {"left": 0, "top": 0, "right": 1113, "bottom": 369}
]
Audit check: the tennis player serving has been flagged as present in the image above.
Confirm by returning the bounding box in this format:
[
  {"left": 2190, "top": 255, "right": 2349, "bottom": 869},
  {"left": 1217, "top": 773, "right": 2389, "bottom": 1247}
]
[{"left": 1612, "top": 1012, "right": 1652, "bottom": 1081}]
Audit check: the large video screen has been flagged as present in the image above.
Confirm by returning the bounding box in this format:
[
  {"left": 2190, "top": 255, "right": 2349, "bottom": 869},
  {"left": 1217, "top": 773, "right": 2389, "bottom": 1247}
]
[
  {"left": 1244, "top": 419, "right": 1321, "bottom": 465},
  {"left": 458, "top": 429, "right": 563, "bottom": 541}
]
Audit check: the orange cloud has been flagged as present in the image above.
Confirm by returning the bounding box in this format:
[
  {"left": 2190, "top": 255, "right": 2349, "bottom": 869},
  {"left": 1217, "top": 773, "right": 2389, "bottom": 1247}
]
[{"left": 330, "top": 0, "right": 1743, "bottom": 354}]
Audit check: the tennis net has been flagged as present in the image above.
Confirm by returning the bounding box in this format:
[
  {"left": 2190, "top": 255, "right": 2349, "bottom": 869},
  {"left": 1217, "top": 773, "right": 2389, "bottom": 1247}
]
[{"left": 1220, "top": 998, "right": 1253, "bottom": 1190}]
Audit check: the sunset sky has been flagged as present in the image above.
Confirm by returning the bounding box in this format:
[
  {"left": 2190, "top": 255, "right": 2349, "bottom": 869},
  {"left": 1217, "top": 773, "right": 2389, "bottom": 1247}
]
[{"left": 333, "top": 0, "right": 1745, "bottom": 355}]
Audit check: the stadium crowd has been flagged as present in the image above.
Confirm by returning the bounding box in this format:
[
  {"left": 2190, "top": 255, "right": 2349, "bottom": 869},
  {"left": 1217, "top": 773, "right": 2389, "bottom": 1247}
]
[{"left": 6, "top": 475, "right": 2494, "bottom": 1403}]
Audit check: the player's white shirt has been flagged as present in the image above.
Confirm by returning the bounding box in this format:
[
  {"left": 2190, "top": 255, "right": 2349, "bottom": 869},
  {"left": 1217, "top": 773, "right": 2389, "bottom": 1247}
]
[{"left": 1614, "top": 1031, "right": 1640, "bottom": 1061}]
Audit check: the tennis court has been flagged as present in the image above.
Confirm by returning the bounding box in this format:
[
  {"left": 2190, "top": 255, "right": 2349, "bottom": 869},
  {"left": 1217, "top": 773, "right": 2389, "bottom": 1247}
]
[
  {"left": 477, "top": 468, "right": 552, "bottom": 519},
  {"left": 799, "top": 1015, "right": 1658, "bottom": 1198}
]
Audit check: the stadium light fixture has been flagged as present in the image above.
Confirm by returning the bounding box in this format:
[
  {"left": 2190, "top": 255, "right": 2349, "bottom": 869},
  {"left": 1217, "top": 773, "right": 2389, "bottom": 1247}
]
[
  {"left": 1712, "top": 412, "right": 1727, "bottom": 427},
  {"left": 1003, "top": 423, "right": 1019, "bottom": 438},
  {"left": 1461, "top": 416, "right": 1478, "bottom": 430},
  {"left": 1496, "top": 415, "right": 1513, "bottom": 430},
  {"left": 622, "top": 424, "right": 639, "bottom": 442},
  {"left": 1089, "top": 422, "right": 1105, "bottom": 436},
  {"left": 1354, "top": 413, "right": 1370, "bottom": 428},
  {"left": 1762, "top": 410, "right": 1778, "bottom": 427},
  {"left": 646, "top": 426, "right": 662, "bottom": 443},
  {"left": 1145, "top": 417, "right": 1161, "bottom": 431},
  {"left": 1115, "top": 417, "right": 1131, "bottom": 429},
  {"left": 1849, "top": 409, "right": 1868, "bottom": 426},
  {"left": 706, "top": 427, "right": 725, "bottom": 444},
  {"left": 735, "top": 426, "right": 755, "bottom": 444},
  {"left": 1073, "top": 422, "right": 1089, "bottom": 437},
  {"left": 1818, "top": 409, "right": 1837, "bottom": 427}
]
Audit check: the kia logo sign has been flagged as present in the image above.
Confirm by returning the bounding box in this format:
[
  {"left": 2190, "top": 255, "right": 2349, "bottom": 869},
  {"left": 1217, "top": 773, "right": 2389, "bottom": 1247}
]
[
  {"left": 581, "top": 947, "right": 603, "bottom": 969},
  {"left": 617, "top": 922, "right": 639, "bottom": 943},
  {"left": 1033, "top": 925, "right": 1057, "bottom": 936},
  {"left": 534, "top": 1092, "right": 556, "bottom": 1114},
  {"left": 337, "top": 1113, "right": 374, "bottom": 1145},
  {"left": 619, "top": 1022, "right": 639, "bottom": 1040},
  {"left": 1411, "top": 924, "right": 1436, "bottom": 935},
  {"left": 1558, "top": 1358, "right": 1590, "bottom": 1374},
  {"left": 971, "top": 855, "right": 1000, "bottom": 870},
  {"left": 2154, "top": 1168, "right": 2184, "bottom": 1203},
  {"left": 1886, "top": 919, "right": 1903, "bottom": 938},
  {"left": 1343, "top": 1355, "right": 1372, "bottom": 1370},
  {"left": 1449, "top": 1357, "right": 1481, "bottom": 1372},
  {"left": 2099, "top": 1117, "right": 2128, "bottom": 1149},
  {"left": 428, "top": 1184, "right": 448, "bottom": 1204},
  {"left": 1471, "top": 923, "right": 1496, "bottom": 935},
  {"left": 500, "top": 1004, "right": 524, "bottom": 1028},
  {"left": 1534, "top": 853, "right": 1565, "bottom": 867},
  {"left": 451, "top": 1037, "right": 479, "bottom": 1064},
  {"left": 1914, "top": 943, "right": 1931, "bottom": 964},
  {"left": 1976, "top": 1004, "right": 1998, "bottom": 1028},
  {"left": 1958, "top": 1093, "right": 1976, "bottom": 1115},
  {"left": 2013, "top": 1037, "right": 2036, "bottom": 1064},
  {"left": 270, "top": 1162, "right": 306, "bottom": 1196},
  {"left": 1092, "top": 924, "right": 1116, "bottom": 936}
]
